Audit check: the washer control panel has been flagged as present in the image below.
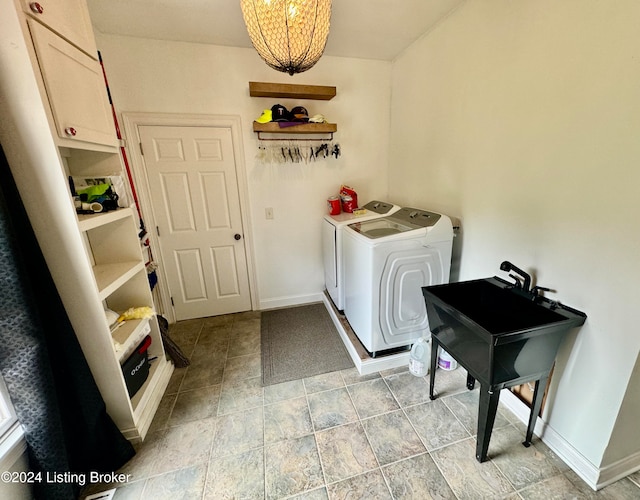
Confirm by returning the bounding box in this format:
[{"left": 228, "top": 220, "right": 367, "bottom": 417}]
[{"left": 389, "top": 207, "right": 442, "bottom": 227}]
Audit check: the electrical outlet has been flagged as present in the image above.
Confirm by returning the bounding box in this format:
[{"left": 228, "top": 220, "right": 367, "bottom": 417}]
[{"left": 265, "top": 207, "right": 274, "bottom": 219}]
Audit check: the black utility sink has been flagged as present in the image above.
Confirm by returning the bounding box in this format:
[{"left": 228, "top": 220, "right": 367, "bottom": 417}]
[{"left": 422, "top": 274, "right": 586, "bottom": 463}]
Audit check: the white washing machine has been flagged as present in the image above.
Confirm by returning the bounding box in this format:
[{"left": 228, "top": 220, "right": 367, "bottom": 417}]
[
  {"left": 323, "top": 200, "right": 400, "bottom": 311},
  {"left": 342, "top": 207, "right": 453, "bottom": 356}
]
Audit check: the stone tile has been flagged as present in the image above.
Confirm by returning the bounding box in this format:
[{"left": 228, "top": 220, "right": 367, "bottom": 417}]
[
  {"left": 228, "top": 329, "right": 261, "bottom": 358},
  {"left": 594, "top": 477, "right": 640, "bottom": 499},
  {"left": 180, "top": 355, "right": 225, "bottom": 391},
  {"left": 264, "top": 378, "right": 306, "bottom": 404},
  {"left": 153, "top": 418, "right": 215, "bottom": 475},
  {"left": 168, "top": 385, "right": 220, "bottom": 425},
  {"left": 211, "top": 407, "right": 264, "bottom": 458},
  {"left": 164, "top": 366, "right": 186, "bottom": 395},
  {"left": 488, "top": 425, "right": 560, "bottom": 489},
  {"left": 218, "top": 376, "right": 263, "bottom": 415},
  {"left": 147, "top": 392, "right": 177, "bottom": 433},
  {"left": 204, "top": 447, "right": 264, "bottom": 500},
  {"left": 223, "top": 352, "right": 261, "bottom": 382},
  {"left": 428, "top": 366, "right": 469, "bottom": 398},
  {"left": 341, "top": 367, "right": 381, "bottom": 386},
  {"left": 518, "top": 473, "right": 591, "bottom": 499},
  {"left": 168, "top": 326, "right": 202, "bottom": 357},
  {"left": 169, "top": 318, "right": 203, "bottom": 341},
  {"left": 361, "top": 410, "right": 426, "bottom": 466},
  {"left": 382, "top": 452, "right": 456, "bottom": 499},
  {"left": 326, "top": 469, "right": 392, "bottom": 499},
  {"left": 562, "top": 469, "right": 640, "bottom": 499},
  {"left": 232, "top": 317, "right": 261, "bottom": 336},
  {"left": 304, "top": 371, "right": 345, "bottom": 394},
  {"left": 190, "top": 334, "right": 229, "bottom": 359},
  {"left": 290, "top": 487, "right": 328, "bottom": 499},
  {"left": 315, "top": 422, "right": 377, "bottom": 483},
  {"left": 308, "top": 387, "right": 358, "bottom": 431},
  {"left": 383, "top": 371, "right": 431, "bottom": 407},
  {"left": 111, "top": 480, "right": 146, "bottom": 500},
  {"left": 442, "top": 389, "right": 510, "bottom": 436},
  {"left": 430, "top": 438, "right": 516, "bottom": 499},
  {"left": 264, "top": 396, "right": 313, "bottom": 443},
  {"left": 202, "top": 314, "right": 234, "bottom": 328},
  {"left": 232, "top": 310, "right": 262, "bottom": 322},
  {"left": 347, "top": 378, "right": 399, "bottom": 419},
  {"left": 116, "top": 430, "right": 165, "bottom": 482},
  {"left": 265, "top": 435, "right": 324, "bottom": 499},
  {"left": 511, "top": 419, "right": 570, "bottom": 472},
  {"left": 143, "top": 464, "right": 206, "bottom": 499},
  {"left": 379, "top": 365, "right": 409, "bottom": 377},
  {"left": 404, "top": 399, "right": 470, "bottom": 450}
]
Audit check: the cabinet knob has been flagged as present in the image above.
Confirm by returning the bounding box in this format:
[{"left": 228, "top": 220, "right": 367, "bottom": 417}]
[
  {"left": 64, "top": 127, "right": 77, "bottom": 137},
  {"left": 29, "top": 2, "right": 44, "bottom": 14},
  {"left": 234, "top": 233, "right": 242, "bottom": 240}
]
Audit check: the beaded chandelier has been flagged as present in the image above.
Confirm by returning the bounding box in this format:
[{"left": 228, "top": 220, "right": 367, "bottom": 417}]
[{"left": 240, "top": 0, "right": 332, "bottom": 76}]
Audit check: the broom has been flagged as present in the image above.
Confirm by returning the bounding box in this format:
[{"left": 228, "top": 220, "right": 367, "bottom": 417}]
[{"left": 157, "top": 315, "right": 190, "bottom": 368}]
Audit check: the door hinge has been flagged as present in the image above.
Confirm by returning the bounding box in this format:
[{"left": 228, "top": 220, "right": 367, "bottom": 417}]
[
  {"left": 139, "top": 142, "right": 144, "bottom": 155},
  {"left": 170, "top": 297, "right": 174, "bottom": 306},
  {"left": 156, "top": 226, "right": 160, "bottom": 237}
]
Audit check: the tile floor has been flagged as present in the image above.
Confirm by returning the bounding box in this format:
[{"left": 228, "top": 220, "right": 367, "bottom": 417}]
[{"left": 86, "top": 311, "right": 640, "bottom": 499}]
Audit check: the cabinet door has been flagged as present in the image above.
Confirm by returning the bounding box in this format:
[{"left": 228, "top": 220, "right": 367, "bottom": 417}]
[
  {"left": 29, "top": 20, "right": 118, "bottom": 148},
  {"left": 20, "top": 0, "right": 98, "bottom": 58}
]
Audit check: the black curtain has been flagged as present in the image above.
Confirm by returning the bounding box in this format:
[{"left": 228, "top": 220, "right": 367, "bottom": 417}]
[{"left": 0, "top": 145, "right": 135, "bottom": 499}]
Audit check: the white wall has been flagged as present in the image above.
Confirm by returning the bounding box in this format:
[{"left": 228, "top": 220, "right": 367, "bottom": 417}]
[
  {"left": 94, "top": 34, "right": 392, "bottom": 309},
  {"left": 389, "top": 0, "right": 640, "bottom": 471}
]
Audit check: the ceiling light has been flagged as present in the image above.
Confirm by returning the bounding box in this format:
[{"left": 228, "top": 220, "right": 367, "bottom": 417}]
[{"left": 240, "top": 0, "right": 332, "bottom": 76}]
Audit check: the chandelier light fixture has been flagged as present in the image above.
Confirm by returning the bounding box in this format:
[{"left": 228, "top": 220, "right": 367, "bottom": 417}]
[{"left": 240, "top": 0, "right": 332, "bottom": 76}]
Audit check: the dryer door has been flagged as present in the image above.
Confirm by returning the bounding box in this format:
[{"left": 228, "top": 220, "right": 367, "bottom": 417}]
[{"left": 379, "top": 247, "right": 445, "bottom": 349}]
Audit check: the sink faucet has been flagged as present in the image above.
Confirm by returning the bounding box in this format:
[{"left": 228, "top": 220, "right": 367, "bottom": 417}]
[{"left": 500, "top": 261, "right": 531, "bottom": 293}]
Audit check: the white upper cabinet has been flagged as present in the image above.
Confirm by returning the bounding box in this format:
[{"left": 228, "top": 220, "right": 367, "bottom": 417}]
[
  {"left": 29, "top": 19, "right": 118, "bottom": 148},
  {"left": 20, "top": 0, "right": 98, "bottom": 58}
]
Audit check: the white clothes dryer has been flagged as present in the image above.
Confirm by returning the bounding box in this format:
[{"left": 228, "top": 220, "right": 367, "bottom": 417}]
[
  {"left": 342, "top": 207, "right": 453, "bottom": 356},
  {"left": 322, "top": 200, "right": 400, "bottom": 311}
]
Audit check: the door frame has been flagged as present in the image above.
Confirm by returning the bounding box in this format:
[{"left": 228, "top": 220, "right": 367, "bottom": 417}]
[{"left": 121, "top": 112, "right": 257, "bottom": 324}]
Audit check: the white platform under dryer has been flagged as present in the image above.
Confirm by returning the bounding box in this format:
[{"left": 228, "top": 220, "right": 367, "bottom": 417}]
[
  {"left": 342, "top": 207, "right": 453, "bottom": 357},
  {"left": 322, "top": 200, "right": 400, "bottom": 311}
]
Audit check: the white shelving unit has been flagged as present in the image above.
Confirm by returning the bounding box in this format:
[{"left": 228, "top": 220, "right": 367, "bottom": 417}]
[{"left": 3, "top": 0, "right": 173, "bottom": 443}]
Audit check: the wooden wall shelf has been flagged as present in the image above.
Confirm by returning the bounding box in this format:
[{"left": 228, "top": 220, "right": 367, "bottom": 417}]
[
  {"left": 253, "top": 122, "right": 337, "bottom": 134},
  {"left": 249, "top": 81, "right": 336, "bottom": 100}
]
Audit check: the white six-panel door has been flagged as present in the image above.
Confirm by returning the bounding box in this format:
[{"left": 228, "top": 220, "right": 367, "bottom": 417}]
[{"left": 139, "top": 125, "right": 251, "bottom": 320}]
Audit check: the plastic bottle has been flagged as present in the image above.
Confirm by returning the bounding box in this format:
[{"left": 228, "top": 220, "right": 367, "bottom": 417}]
[
  {"left": 409, "top": 337, "right": 431, "bottom": 377},
  {"left": 438, "top": 347, "right": 458, "bottom": 371}
]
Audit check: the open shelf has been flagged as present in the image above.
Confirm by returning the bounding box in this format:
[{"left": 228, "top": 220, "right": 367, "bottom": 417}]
[
  {"left": 78, "top": 207, "right": 133, "bottom": 232},
  {"left": 249, "top": 81, "right": 336, "bottom": 100},
  {"left": 112, "top": 318, "right": 151, "bottom": 362},
  {"left": 253, "top": 122, "right": 337, "bottom": 134},
  {"left": 94, "top": 261, "right": 145, "bottom": 300}
]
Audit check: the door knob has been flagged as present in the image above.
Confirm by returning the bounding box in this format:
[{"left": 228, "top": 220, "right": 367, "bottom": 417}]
[
  {"left": 30, "top": 2, "right": 44, "bottom": 14},
  {"left": 234, "top": 233, "right": 242, "bottom": 240}
]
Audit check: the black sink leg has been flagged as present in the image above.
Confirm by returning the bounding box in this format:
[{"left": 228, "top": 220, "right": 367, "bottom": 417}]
[
  {"left": 476, "top": 385, "right": 500, "bottom": 462},
  {"left": 523, "top": 377, "right": 547, "bottom": 448},
  {"left": 428, "top": 339, "right": 439, "bottom": 400},
  {"left": 466, "top": 373, "right": 476, "bottom": 390}
]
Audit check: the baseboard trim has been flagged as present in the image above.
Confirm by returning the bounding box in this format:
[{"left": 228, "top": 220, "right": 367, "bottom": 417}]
[
  {"left": 259, "top": 293, "right": 324, "bottom": 311},
  {"left": 500, "top": 389, "right": 601, "bottom": 490},
  {"left": 0, "top": 423, "right": 27, "bottom": 472},
  {"left": 596, "top": 450, "right": 640, "bottom": 490}
]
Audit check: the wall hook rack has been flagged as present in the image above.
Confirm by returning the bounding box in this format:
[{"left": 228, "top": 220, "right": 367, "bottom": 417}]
[{"left": 256, "top": 131, "right": 334, "bottom": 141}]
